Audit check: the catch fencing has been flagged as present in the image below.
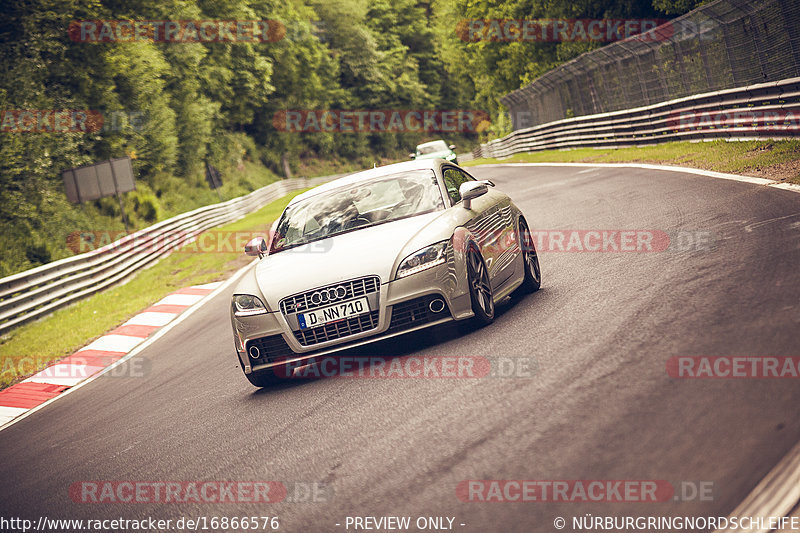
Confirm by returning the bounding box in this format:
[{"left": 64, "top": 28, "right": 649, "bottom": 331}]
[{"left": 502, "top": 0, "right": 800, "bottom": 130}]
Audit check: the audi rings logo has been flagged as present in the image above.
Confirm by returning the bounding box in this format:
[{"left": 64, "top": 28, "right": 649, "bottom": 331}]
[{"left": 310, "top": 286, "right": 347, "bottom": 306}]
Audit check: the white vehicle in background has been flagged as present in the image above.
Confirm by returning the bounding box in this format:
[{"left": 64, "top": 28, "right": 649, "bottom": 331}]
[{"left": 410, "top": 140, "right": 458, "bottom": 164}]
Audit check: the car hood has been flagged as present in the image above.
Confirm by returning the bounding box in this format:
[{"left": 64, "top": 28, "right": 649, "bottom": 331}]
[{"left": 253, "top": 211, "right": 442, "bottom": 307}]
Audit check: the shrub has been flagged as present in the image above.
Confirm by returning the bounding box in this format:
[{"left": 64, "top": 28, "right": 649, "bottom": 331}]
[{"left": 131, "top": 184, "right": 161, "bottom": 223}]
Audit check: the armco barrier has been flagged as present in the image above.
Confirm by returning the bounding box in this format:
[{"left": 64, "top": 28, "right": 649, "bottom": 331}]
[
  {"left": 474, "top": 77, "right": 800, "bottom": 160},
  {"left": 0, "top": 175, "right": 336, "bottom": 336}
]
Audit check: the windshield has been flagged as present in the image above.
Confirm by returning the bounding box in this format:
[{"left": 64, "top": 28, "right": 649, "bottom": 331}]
[
  {"left": 270, "top": 170, "right": 444, "bottom": 253},
  {"left": 417, "top": 141, "right": 449, "bottom": 155}
]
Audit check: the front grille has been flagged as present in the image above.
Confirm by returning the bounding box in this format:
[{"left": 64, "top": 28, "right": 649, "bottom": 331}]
[
  {"left": 294, "top": 310, "right": 380, "bottom": 346},
  {"left": 387, "top": 295, "right": 450, "bottom": 334},
  {"left": 280, "top": 276, "right": 380, "bottom": 315},
  {"left": 245, "top": 334, "right": 295, "bottom": 365}
]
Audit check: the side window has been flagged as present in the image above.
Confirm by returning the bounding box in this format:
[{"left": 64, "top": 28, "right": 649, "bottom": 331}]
[{"left": 442, "top": 168, "right": 474, "bottom": 206}]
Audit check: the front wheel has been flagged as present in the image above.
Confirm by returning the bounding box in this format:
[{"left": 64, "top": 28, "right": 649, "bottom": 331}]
[
  {"left": 466, "top": 245, "right": 495, "bottom": 326},
  {"left": 515, "top": 218, "right": 541, "bottom": 294}
]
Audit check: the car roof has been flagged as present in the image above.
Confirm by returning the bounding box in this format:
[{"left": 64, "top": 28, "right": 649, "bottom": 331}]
[
  {"left": 416, "top": 140, "right": 448, "bottom": 148},
  {"left": 288, "top": 159, "right": 446, "bottom": 206}
]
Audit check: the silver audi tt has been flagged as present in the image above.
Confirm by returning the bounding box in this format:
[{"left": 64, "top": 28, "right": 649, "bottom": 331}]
[{"left": 230, "top": 159, "right": 541, "bottom": 387}]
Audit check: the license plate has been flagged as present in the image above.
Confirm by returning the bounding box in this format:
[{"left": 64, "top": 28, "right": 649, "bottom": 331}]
[{"left": 298, "top": 297, "right": 369, "bottom": 329}]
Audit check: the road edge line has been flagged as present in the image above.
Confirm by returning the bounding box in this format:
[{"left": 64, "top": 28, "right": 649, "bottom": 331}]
[
  {"left": 714, "top": 440, "right": 800, "bottom": 532},
  {"left": 472, "top": 162, "right": 800, "bottom": 194}
]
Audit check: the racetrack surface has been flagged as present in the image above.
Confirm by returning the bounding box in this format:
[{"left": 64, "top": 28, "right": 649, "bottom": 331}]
[{"left": 2, "top": 165, "right": 799, "bottom": 531}]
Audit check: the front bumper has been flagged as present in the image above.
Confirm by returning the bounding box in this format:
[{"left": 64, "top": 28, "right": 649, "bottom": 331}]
[{"left": 232, "top": 263, "right": 473, "bottom": 374}]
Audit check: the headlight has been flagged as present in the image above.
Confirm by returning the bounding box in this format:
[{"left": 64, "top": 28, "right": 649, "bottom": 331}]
[
  {"left": 397, "top": 241, "right": 448, "bottom": 278},
  {"left": 232, "top": 294, "right": 267, "bottom": 316}
]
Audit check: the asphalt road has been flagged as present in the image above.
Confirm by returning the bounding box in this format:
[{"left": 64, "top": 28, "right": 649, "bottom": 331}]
[{"left": 2, "top": 165, "right": 799, "bottom": 532}]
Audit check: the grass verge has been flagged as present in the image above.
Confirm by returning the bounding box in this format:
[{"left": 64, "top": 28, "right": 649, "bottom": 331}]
[
  {"left": 462, "top": 140, "right": 800, "bottom": 184},
  {"left": 0, "top": 188, "right": 311, "bottom": 390}
]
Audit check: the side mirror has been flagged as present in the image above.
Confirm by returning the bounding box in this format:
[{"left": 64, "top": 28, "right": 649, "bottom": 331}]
[
  {"left": 481, "top": 179, "right": 495, "bottom": 187},
  {"left": 449, "top": 144, "right": 456, "bottom": 150},
  {"left": 245, "top": 236, "right": 268, "bottom": 258},
  {"left": 459, "top": 181, "right": 488, "bottom": 210}
]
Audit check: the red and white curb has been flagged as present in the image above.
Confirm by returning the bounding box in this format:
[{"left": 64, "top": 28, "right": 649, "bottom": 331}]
[{"left": 0, "top": 282, "right": 222, "bottom": 427}]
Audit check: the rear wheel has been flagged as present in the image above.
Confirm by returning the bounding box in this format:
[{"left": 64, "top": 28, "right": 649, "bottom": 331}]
[
  {"left": 515, "top": 218, "right": 541, "bottom": 294},
  {"left": 466, "top": 245, "right": 495, "bottom": 326}
]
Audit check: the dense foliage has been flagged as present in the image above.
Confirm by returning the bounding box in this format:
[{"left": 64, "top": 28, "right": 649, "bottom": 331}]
[{"left": 0, "top": 0, "right": 701, "bottom": 275}]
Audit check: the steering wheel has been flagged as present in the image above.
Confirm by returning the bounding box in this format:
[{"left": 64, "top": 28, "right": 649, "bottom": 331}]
[{"left": 344, "top": 216, "right": 371, "bottom": 229}]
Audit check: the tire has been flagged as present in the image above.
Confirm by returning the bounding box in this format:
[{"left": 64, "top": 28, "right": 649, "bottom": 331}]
[
  {"left": 245, "top": 366, "right": 285, "bottom": 387},
  {"left": 466, "top": 244, "right": 495, "bottom": 326},
  {"left": 515, "top": 218, "right": 541, "bottom": 294}
]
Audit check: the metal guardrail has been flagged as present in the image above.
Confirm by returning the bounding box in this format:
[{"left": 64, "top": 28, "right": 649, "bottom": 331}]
[
  {"left": 473, "top": 77, "right": 800, "bottom": 160},
  {"left": 0, "top": 175, "right": 335, "bottom": 336}
]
